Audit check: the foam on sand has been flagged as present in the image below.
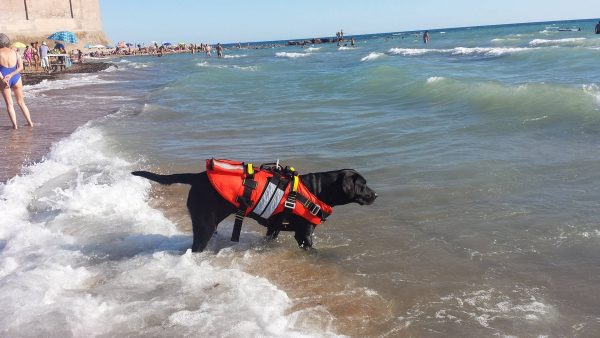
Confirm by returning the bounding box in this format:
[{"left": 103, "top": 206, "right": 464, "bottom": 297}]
[{"left": 0, "top": 124, "right": 339, "bottom": 337}]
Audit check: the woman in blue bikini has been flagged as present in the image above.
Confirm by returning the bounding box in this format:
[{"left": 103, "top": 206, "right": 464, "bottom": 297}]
[{"left": 0, "top": 33, "right": 33, "bottom": 129}]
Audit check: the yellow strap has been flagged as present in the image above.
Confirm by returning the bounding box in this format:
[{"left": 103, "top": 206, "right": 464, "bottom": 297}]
[
  {"left": 246, "top": 163, "right": 254, "bottom": 175},
  {"left": 292, "top": 176, "right": 299, "bottom": 192}
]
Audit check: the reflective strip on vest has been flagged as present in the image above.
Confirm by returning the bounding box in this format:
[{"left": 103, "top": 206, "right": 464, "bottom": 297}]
[{"left": 253, "top": 180, "right": 285, "bottom": 219}]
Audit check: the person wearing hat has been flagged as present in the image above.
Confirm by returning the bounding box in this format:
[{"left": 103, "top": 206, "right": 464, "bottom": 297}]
[
  {"left": 39, "top": 41, "right": 49, "bottom": 72},
  {"left": 0, "top": 33, "right": 33, "bottom": 129}
]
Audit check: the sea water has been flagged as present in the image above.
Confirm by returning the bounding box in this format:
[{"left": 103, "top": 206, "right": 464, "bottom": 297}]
[{"left": 2, "top": 19, "right": 600, "bottom": 337}]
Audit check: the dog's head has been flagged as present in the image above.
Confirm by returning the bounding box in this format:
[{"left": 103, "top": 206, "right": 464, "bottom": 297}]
[{"left": 340, "top": 169, "right": 377, "bottom": 206}]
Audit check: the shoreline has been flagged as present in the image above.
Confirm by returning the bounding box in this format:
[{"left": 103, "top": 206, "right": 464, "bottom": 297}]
[
  {"left": 1, "top": 61, "right": 115, "bottom": 183},
  {"left": 21, "top": 62, "right": 113, "bottom": 86}
]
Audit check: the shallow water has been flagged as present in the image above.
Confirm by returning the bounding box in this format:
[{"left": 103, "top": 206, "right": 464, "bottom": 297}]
[{"left": 2, "top": 19, "right": 600, "bottom": 337}]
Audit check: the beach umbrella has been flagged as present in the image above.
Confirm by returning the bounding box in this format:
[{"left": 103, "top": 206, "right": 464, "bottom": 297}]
[
  {"left": 11, "top": 42, "right": 27, "bottom": 49},
  {"left": 48, "top": 31, "right": 77, "bottom": 44},
  {"left": 84, "top": 44, "right": 94, "bottom": 48},
  {"left": 162, "top": 42, "right": 172, "bottom": 46},
  {"left": 93, "top": 44, "right": 106, "bottom": 49}
]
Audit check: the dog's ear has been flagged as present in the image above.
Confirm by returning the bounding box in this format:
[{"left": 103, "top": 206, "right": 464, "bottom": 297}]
[{"left": 341, "top": 171, "right": 357, "bottom": 200}]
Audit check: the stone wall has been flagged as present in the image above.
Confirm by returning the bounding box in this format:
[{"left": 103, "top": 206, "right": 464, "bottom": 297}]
[{"left": 1, "top": 0, "right": 110, "bottom": 47}]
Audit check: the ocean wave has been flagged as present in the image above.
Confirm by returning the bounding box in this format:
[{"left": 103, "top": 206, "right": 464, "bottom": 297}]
[
  {"left": 306, "top": 47, "right": 321, "bottom": 52},
  {"left": 0, "top": 125, "right": 339, "bottom": 337},
  {"left": 275, "top": 52, "right": 311, "bottom": 58},
  {"left": 388, "top": 47, "right": 533, "bottom": 57},
  {"left": 422, "top": 76, "right": 600, "bottom": 118},
  {"left": 529, "top": 38, "right": 587, "bottom": 47},
  {"left": 360, "top": 52, "right": 385, "bottom": 62},
  {"left": 338, "top": 46, "right": 354, "bottom": 51}
]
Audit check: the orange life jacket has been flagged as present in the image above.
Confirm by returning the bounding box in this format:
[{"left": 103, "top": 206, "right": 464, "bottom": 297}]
[{"left": 206, "top": 159, "right": 332, "bottom": 241}]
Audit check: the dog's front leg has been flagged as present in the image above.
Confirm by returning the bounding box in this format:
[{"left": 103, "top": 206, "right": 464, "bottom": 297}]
[
  {"left": 294, "top": 223, "right": 315, "bottom": 249},
  {"left": 266, "top": 227, "right": 280, "bottom": 240}
]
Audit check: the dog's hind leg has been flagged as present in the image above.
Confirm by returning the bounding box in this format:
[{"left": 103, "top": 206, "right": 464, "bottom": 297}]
[{"left": 187, "top": 175, "right": 235, "bottom": 252}]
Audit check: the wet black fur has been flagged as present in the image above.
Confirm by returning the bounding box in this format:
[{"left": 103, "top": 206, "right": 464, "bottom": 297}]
[{"left": 131, "top": 169, "right": 377, "bottom": 252}]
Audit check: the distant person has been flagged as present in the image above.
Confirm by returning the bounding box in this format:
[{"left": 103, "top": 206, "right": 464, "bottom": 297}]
[
  {"left": 351, "top": 37, "right": 355, "bottom": 46},
  {"left": 31, "top": 42, "right": 40, "bottom": 72},
  {"left": 23, "top": 45, "right": 33, "bottom": 69},
  {"left": 423, "top": 31, "right": 430, "bottom": 44},
  {"left": 216, "top": 43, "right": 223, "bottom": 58},
  {"left": 39, "top": 41, "right": 49, "bottom": 72},
  {"left": 596, "top": 21, "right": 600, "bottom": 34},
  {"left": 0, "top": 33, "right": 33, "bottom": 129},
  {"left": 206, "top": 44, "right": 212, "bottom": 57},
  {"left": 78, "top": 49, "right": 84, "bottom": 63}
]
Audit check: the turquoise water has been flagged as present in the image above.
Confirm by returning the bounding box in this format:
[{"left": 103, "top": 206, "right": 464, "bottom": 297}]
[{"left": 2, "top": 19, "right": 600, "bottom": 337}]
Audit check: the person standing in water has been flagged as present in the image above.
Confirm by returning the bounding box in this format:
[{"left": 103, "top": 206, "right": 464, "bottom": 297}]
[
  {"left": 423, "top": 31, "right": 430, "bottom": 44},
  {"left": 0, "top": 34, "right": 33, "bottom": 129},
  {"left": 595, "top": 21, "right": 600, "bottom": 34},
  {"left": 216, "top": 43, "right": 223, "bottom": 58}
]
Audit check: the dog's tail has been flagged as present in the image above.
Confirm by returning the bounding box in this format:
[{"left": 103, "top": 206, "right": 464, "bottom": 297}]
[{"left": 131, "top": 171, "right": 199, "bottom": 185}]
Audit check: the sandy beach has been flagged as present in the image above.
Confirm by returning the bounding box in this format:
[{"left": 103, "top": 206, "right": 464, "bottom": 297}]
[{"left": 0, "top": 62, "right": 112, "bottom": 182}]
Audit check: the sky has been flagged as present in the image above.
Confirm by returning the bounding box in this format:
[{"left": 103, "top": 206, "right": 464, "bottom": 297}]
[{"left": 100, "top": 0, "right": 600, "bottom": 44}]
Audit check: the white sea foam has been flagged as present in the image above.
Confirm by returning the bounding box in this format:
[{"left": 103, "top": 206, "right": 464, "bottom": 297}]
[
  {"left": 388, "top": 48, "right": 441, "bottom": 56},
  {"left": 427, "top": 76, "right": 446, "bottom": 83},
  {"left": 338, "top": 46, "right": 354, "bottom": 51},
  {"left": 529, "top": 38, "right": 587, "bottom": 47},
  {"left": 388, "top": 47, "right": 532, "bottom": 57},
  {"left": 0, "top": 125, "right": 337, "bottom": 337},
  {"left": 306, "top": 47, "right": 321, "bottom": 52},
  {"left": 23, "top": 74, "right": 115, "bottom": 97},
  {"left": 360, "top": 52, "right": 385, "bottom": 62},
  {"left": 197, "top": 62, "right": 257, "bottom": 71},
  {"left": 434, "top": 288, "right": 552, "bottom": 329},
  {"left": 490, "top": 38, "right": 521, "bottom": 43},
  {"left": 275, "top": 52, "right": 311, "bottom": 58},
  {"left": 451, "top": 47, "right": 532, "bottom": 56},
  {"left": 223, "top": 54, "right": 247, "bottom": 59},
  {"left": 583, "top": 83, "right": 600, "bottom": 107}
]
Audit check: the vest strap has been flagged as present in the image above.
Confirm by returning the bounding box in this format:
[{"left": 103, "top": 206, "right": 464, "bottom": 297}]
[
  {"left": 231, "top": 163, "right": 256, "bottom": 242},
  {"left": 281, "top": 174, "right": 299, "bottom": 225}
]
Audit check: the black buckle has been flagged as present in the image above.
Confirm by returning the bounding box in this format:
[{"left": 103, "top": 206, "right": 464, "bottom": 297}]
[{"left": 309, "top": 204, "right": 321, "bottom": 216}]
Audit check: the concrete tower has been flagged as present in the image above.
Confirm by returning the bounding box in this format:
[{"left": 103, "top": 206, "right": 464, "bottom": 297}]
[{"left": 1, "top": 0, "right": 110, "bottom": 47}]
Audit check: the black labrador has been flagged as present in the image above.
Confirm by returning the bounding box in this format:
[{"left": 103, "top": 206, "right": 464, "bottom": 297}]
[{"left": 132, "top": 168, "right": 377, "bottom": 252}]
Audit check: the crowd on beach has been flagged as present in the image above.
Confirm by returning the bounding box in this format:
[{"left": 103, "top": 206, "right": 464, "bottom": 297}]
[
  {"left": 19, "top": 41, "right": 84, "bottom": 73},
  {"left": 88, "top": 41, "right": 229, "bottom": 59}
]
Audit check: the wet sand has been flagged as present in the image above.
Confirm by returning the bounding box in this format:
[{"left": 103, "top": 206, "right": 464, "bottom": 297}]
[{"left": 0, "top": 62, "right": 113, "bottom": 183}]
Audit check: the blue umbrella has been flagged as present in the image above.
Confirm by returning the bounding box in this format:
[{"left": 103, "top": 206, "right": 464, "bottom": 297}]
[
  {"left": 48, "top": 31, "right": 77, "bottom": 44},
  {"left": 162, "top": 42, "right": 172, "bottom": 46}
]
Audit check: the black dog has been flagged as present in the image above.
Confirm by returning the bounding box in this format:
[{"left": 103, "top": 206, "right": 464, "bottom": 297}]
[{"left": 132, "top": 168, "right": 377, "bottom": 252}]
